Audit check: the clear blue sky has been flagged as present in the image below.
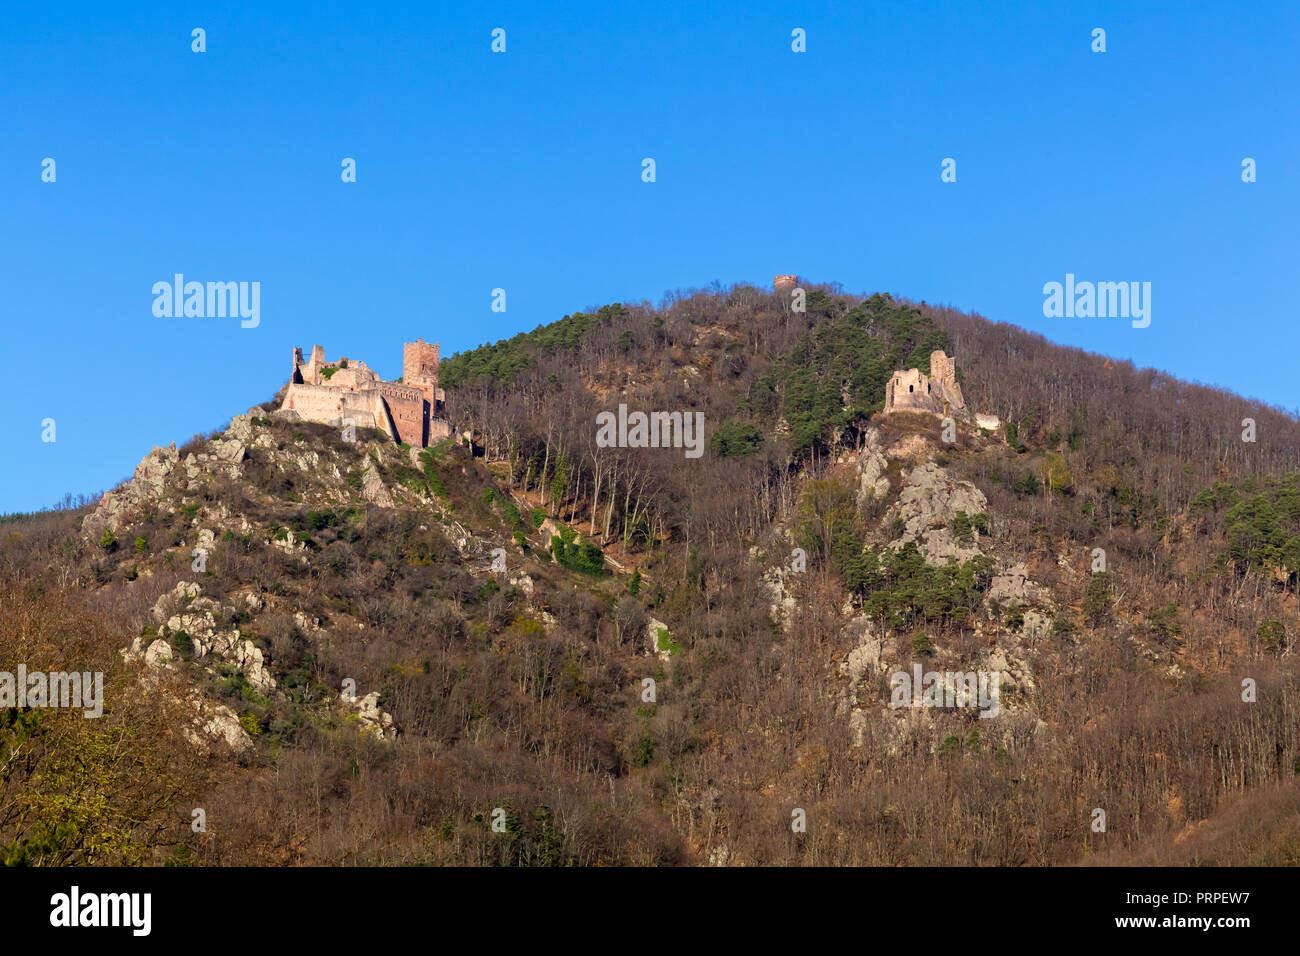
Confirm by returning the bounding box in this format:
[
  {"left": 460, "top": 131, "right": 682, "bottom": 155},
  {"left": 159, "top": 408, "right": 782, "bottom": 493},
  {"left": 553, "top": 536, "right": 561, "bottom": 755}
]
[{"left": 4, "top": 1, "right": 1296, "bottom": 513}]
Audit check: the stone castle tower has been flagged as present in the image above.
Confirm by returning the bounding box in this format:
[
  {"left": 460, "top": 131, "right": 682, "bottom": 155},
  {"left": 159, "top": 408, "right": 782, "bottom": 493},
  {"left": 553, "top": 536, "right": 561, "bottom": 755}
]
[
  {"left": 403, "top": 338, "right": 440, "bottom": 408},
  {"left": 774, "top": 274, "right": 798, "bottom": 294},
  {"left": 883, "top": 350, "right": 965, "bottom": 417}
]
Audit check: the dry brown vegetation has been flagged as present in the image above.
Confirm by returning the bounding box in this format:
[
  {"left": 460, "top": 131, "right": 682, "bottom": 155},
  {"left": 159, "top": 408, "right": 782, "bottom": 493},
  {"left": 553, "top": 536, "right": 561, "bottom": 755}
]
[{"left": 2, "top": 282, "right": 1298, "bottom": 865}]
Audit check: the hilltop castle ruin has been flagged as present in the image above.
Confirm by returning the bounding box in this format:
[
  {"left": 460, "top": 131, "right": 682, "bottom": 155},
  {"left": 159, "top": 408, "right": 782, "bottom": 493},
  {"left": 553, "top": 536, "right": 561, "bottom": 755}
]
[
  {"left": 883, "top": 350, "right": 967, "bottom": 417},
  {"left": 276, "top": 339, "right": 453, "bottom": 447}
]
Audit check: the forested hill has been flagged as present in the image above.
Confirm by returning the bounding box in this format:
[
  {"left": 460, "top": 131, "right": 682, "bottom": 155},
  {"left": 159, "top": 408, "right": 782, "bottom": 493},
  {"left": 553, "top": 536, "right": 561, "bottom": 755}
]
[
  {"left": 445, "top": 282, "right": 1300, "bottom": 506},
  {"left": 3, "top": 278, "right": 1299, "bottom": 867}
]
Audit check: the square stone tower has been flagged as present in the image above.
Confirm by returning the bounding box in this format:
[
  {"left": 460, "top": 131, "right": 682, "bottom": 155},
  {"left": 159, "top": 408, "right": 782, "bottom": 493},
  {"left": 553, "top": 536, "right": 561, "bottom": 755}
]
[
  {"left": 930, "top": 350, "right": 957, "bottom": 394},
  {"left": 403, "top": 338, "right": 440, "bottom": 405}
]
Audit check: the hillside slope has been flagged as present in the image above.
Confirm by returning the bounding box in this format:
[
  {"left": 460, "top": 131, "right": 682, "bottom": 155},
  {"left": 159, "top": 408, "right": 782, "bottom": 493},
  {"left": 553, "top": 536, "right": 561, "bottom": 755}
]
[{"left": 2, "top": 281, "right": 1298, "bottom": 866}]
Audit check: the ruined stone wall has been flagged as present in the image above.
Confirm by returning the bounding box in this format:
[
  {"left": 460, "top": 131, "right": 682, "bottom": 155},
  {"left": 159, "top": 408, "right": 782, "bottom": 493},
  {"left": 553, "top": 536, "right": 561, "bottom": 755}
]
[
  {"left": 930, "top": 351, "right": 954, "bottom": 389},
  {"left": 283, "top": 383, "right": 381, "bottom": 431},
  {"left": 929, "top": 350, "right": 965, "bottom": 410},
  {"left": 883, "top": 352, "right": 968, "bottom": 416},
  {"left": 378, "top": 382, "right": 427, "bottom": 446},
  {"left": 885, "top": 368, "right": 938, "bottom": 413},
  {"left": 303, "top": 345, "right": 326, "bottom": 384},
  {"left": 328, "top": 365, "right": 381, "bottom": 392}
]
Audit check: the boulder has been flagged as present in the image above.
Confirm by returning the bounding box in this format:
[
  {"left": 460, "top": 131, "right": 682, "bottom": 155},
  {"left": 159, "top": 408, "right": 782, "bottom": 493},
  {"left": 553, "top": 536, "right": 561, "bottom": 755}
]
[
  {"left": 225, "top": 414, "right": 254, "bottom": 444},
  {"left": 361, "top": 463, "right": 394, "bottom": 507},
  {"left": 351, "top": 691, "right": 397, "bottom": 739}
]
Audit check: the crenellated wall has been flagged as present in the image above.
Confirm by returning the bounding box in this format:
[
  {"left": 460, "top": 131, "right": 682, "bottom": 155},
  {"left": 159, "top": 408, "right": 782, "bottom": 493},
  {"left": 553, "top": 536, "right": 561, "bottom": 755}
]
[{"left": 378, "top": 381, "right": 427, "bottom": 446}]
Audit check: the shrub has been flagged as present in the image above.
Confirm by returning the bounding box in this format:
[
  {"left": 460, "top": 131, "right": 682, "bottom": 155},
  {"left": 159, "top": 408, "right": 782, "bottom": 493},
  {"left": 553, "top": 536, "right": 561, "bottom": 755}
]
[
  {"left": 1005, "top": 421, "right": 1027, "bottom": 453},
  {"left": 1082, "top": 573, "right": 1111, "bottom": 627},
  {"left": 710, "top": 420, "right": 763, "bottom": 457},
  {"left": 426, "top": 470, "right": 448, "bottom": 501},
  {"left": 910, "top": 632, "right": 934, "bottom": 656},
  {"left": 655, "top": 627, "right": 681, "bottom": 655},
  {"left": 171, "top": 630, "right": 193, "bottom": 657},
  {"left": 416, "top": 449, "right": 450, "bottom": 501},
  {"left": 1258, "top": 620, "right": 1286, "bottom": 654},
  {"left": 633, "top": 729, "right": 655, "bottom": 767},
  {"left": 550, "top": 527, "right": 606, "bottom": 576},
  {"left": 306, "top": 509, "right": 336, "bottom": 531},
  {"left": 1013, "top": 473, "right": 1040, "bottom": 496},
  {"left": 1145, "top": 604, "right": 1182, "bottom": 646},
  {"left": 134, "top": 536, "right": 147, "bottom": 554},
  {"left": 952, "top": 511, "right": 987, "bottom": 545},
  {"left": 503, "top": 501, "right": 522, "bottom": 527},
  {"left": 99, "top": 529, "right": 116, "bottom": 551}
]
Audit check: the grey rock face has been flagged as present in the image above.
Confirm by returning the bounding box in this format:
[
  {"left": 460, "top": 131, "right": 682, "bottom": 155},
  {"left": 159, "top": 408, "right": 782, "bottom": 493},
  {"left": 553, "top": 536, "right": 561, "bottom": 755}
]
[{"left": 887, "top": 462, "right": 987, "bottom": 564}]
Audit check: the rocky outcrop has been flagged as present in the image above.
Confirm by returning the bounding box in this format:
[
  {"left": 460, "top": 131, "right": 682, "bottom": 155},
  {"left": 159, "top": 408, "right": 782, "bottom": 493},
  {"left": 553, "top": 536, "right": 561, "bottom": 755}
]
[
  {"left": 837, "top": 615, "right": 890, "bottom": 747},
  {"left": 987, "top": 646, "right": 1036, "bottom": 697},
  {"left": 349, "top": 691, "right": 397, "bottom": 740},
  {"left": 186, "top": 695, "right": 255, "bottom": 755},
  {"left": 855, "top": 428, "right": 891, "bottom": 506},
  {"left": 84, "top": 444, "right": 180, "bottom": 539},
  {"left": 150, "top": 582, "right": 276, "bottom": 691},
  {"left": 761, "top": 565, "right": 799, "bottom": 631},
  {"left": 839, "top": 615, "right": 887, "bottom": 685},
  {"left": 361, "top": 462, "right": 395, "bottom": 507},
  {"left": 538, "top": 517, "right": 567, "bottom": 546},
  {"left": 989, "top": 563, "right": 1053, "bottom": 607},
  {"left": 887, "top": 462, "right": 987, "bottom": 564},
  {"left": 125, "top": 635, "right": 175, "bottom": 670}
]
